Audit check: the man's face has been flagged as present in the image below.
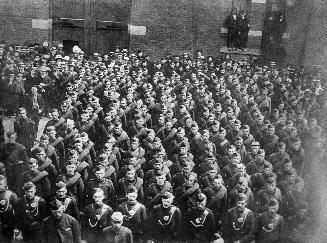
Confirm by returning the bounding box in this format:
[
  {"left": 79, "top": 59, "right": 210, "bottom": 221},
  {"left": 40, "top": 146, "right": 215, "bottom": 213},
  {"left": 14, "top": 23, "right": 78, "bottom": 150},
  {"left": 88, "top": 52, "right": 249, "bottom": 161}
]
[
  {"left": 0, "top": 180, "right": 6, "bottom": 192},
  {"left": 162, "top": 197, "right": 173, "bottom": 208},
  {"left": 156, "top": 175, "right": 166, "bottom": 186},
  {"left": 196, "top": 200, "right": 206, "bottom": 210},
  {"left": 95, "top": 170, "right": 105, "bottom": 180},
  {"left": 51, "top": 208, "right": 64, "bottom": 219},
  {"left": 255, "top": 153, "right": 265, "bottom": 162},
  {"left": 251, "top": 145, "right": 259, "bottom": 153},
  {"left": 127, "top": 192, "right": 138, "bottom": 204},
  {"left": 8, "top": 133, "right": 16, "bottom": 143},
  {"left": 40, "top": 139, "right": 49, "bottom": 147},
  {"left": 66, "top": 164, "right": 76, "bottom": 175},
  {"left": 126, "top": 170, "right": 135, "bottom": 180},
  {"left": 25, "top": 187, "right": 36, "bottom": 199},
  {"left": 266, "top": 182, "right": 276, "bottom": 193},
  {"left": 52, "top": 111, "right": 59, "bottom": 120},
  {"left": 56, "top": 187, "right": 67, "bottom": 198},
  {"left": 191, "top": 126, "right": 198, "bottom": 134},
  {"left": 187, "top": 175, "right": 196, "bottom": 186},
  {"left": 36, "top": 152, "right": 46, "bottom": 161},
  {"left": 268, "top": 205, "right": 279, "bottom": 214},
  {"left": 29, "top": 163, "right": 39, "bottom": 173},
  {"left": 19, "top": 109, "right": 27, "bottom": 119},
  {"left": 93, "top": 192, "right": 104, "bottom": 205},
  {"left": 267, "top": 128, "right": 275, "bottom": 136},
  {"left": 236, "top": 200, "right": 247, "bottom": 212},
  {"left": 74, "top": 143, "right": 83, "bottom": 152}
]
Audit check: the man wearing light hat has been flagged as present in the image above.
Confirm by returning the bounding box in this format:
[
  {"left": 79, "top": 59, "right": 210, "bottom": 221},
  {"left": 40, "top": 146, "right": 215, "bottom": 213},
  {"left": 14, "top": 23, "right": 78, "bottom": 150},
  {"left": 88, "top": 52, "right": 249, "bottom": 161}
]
[
  {"left": 102, "top": 212, "right": 133, "bottom": 243},
  {"left": 15, "top": 182, "right": 48, "bottom": 243}
]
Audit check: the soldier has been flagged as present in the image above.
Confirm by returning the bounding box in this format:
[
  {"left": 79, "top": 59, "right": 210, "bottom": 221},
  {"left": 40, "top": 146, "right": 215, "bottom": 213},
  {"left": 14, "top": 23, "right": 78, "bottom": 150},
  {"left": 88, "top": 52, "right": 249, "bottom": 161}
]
[
  {"left": 224, "top": 193, "right": 254, "bottom": 243},
  {"left": 49, "top": 181, "right": 80, "bottom": 220},
  {"left": 34, "top": 147, "right": 58, "bottom": 185},
  {"left": 118, "top": 186, "right": 147, "bottom": 243},
  {"left": 117, "top": 166, "right": 144, "bottom": 203},
  {"left": 40, "top": 200, "right": 81, "bottom": 243},
  {"left": 174, "top": 172, "right": 200, "bottom": 213},
  {"left": 46, "top": 126, "right": 66, "bottom": 172},
  {"left": 15, "top": 182, "right": 49, "bottom": 243},
  {"left": 21, "top": 158, "right": 52, "bottom": 200},
  {"left": 82, "top": 188, "right": 113, "bottom": 243},
  {"left": 0, "top": 175, "right": 17, "bottom": 243},
  {"left": 254, "top": 199, "right": 284, "bottom": 243},
  {"left": 102, "top": 212, "right": 133, "bottom": 243},
  {"left": 57, "top": 160, "right": 85, "bottom": 207},
  {"left": 85, "top": 165, "right": 115, "bottom": 206},
  {"left": 237, "top": 10, "right": 249, "bottom": 50},
  {"left": 144, "top": 171, "right": 172, "bottom": 210},
  {"left": 39, "top": 134, "right": 61, "bottom": 174},
  {"left": 0, "top": 131, "right": 28, "bottom": 191},
  {"left": 147, "top": 192, "right": 181, "bottom": 243},
  {"left": 183, "top": 193, "right": 215, "bottom": 242},
  {"left": 14, "top": 107, "right": 36, "bottom": 149},
  {"left": 246, "top": 149, "right": 273, "bottom": 176}
]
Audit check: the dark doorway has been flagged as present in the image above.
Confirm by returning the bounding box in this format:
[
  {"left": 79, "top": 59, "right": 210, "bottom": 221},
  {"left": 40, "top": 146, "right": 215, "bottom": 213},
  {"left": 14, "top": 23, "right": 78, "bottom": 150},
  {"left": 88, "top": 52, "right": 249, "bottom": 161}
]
[{"left": 63, "top": 40, "right": 79, "bottom": 55}]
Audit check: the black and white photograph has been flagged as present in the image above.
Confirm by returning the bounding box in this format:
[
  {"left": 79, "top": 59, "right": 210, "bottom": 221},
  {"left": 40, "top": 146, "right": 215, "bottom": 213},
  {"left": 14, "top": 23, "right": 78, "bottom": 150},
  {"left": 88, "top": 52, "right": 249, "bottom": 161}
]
[{"left": 0, "top": 0, "right": 326, "bottom": 242}]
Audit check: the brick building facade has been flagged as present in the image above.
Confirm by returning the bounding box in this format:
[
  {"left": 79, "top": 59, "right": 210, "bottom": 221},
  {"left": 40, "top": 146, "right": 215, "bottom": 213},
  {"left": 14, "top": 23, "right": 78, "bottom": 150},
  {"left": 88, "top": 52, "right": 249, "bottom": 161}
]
[{"left": 0, "top": 0, "right": 324, "bottom": 69}]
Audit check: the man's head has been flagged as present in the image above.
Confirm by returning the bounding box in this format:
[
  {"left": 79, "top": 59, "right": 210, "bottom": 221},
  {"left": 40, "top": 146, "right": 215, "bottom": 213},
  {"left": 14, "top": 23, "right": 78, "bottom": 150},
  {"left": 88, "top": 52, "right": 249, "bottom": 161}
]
[
  {"left": 39, "top": 134, "right": 49, "bottom": 148},
  {"left": 65, "top": 160, "right": 77, "bottom": 176},
  {"left": 125, "top": 166, "right": 136, "bottom": 181},
  {"left": 93, "top": 188, "right": 105, "bottom": 205},
  {"left": 94, "top": 165, "right": 106, "bottom": 180},
  {"left": 111, "top": 212, "right": 124, "bottom": 228},
  {"left": 19, "top": 107, "right": 27, "bottom": 119},
  {"left": 49, "top": 201, "right": 65, "bottom": 219},
  {"left": 23, "top": 182, "right": 36, "bottom": 200},
  {"left": 7, "top": 131, "right": 16, "bottom": 143},
  {"left": 35, "top": 147, "right": 46, "bottom": 161},
  {"left": 195, "top": 193, "right": 207, "bottom": 210},
  {"left": 126, "top": 186, "right": 138, "bottom": 204},
  {"left": 236, "top": 193, "right": 247, "bottom": 212},
  {"left": 0, "top": 175, "right": 7, "bottom": 192},
  {"left": 162, "top": 192, "right": 174, "bottom": 208},
  {"left": 55, "top": 181, "right": 67, "bottom": 199}
]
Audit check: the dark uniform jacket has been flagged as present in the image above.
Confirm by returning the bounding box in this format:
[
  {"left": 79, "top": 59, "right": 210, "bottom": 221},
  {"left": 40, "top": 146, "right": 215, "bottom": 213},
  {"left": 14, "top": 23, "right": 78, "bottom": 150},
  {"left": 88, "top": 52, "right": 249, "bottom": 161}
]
[
  {"left": 102, "top": 225, "right": 133, "bottom": 243},
  {"left": 254, "top": 212, "right": 284, "bottom": 243},
  {"left": 183, "top": 207, "right": 215, "bottom": 243},
  {"left": 14, "top": 117, "right": 36, "bottom": 149},
  {"left": 224, "top": 207, "right": 254, "bottom": 243},
  {"left": 41, "top": 213, "right": 81, "bottom": 243},
  {"left": 81, "top": 203, "right": 113, "bottom": 242}
]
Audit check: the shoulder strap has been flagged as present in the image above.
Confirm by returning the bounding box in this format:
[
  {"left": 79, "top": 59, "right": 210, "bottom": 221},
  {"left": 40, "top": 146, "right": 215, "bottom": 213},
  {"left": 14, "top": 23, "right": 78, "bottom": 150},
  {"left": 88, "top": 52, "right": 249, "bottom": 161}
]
[
  {"left": 65, "top": 173, "right": 81, "bottom": 188},
  {"left": 31, "top": 171, "right": 48, "bottom": 183}
]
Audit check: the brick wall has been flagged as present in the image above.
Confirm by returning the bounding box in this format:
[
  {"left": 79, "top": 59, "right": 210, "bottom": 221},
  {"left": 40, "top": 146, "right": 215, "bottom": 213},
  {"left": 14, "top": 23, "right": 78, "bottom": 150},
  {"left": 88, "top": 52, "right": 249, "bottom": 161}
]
[{"left": 0, "top": 0, "right": 50, "bottom": 44}]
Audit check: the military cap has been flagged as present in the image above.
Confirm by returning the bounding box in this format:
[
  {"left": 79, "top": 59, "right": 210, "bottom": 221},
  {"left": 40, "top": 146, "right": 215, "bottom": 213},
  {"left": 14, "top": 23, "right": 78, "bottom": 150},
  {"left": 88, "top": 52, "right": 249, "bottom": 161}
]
[
  {"left": 236, "top": 193, "right": 247, "bottom": 202},
  {"left": 195, "top": 193, "right": 207, "bottom": 203},
  {"left": 94, "top": 165, "right": 106, "bottom": 172},
  {"left": 154, "top": 157, "right": 164, "bottom": 164},
  {"left": 111, "top": 212, "right": 124, "bottom": 222},
  {"left": 268, "top": 198, "right": 279, "bottom": 207},
  {"left": 49, "top": 201, "right": 61, "bottom": 210},
  {"left": 251, "top": 141, "right": 260, "bottom": 146},
  {"left": 162, "top": 192, "right": 174, "bottom": 200},
  {"left": 28, "top": 158, "right": 38, "bottom": 165},
  {"left": 34, "top": 147, "right": 45, "bottom": 155},
  {"left": 126, "top": 165, "right": 135, "bottom": 172},
  {"left": 98, "top": 153, "right": 109, "bottom": 162},
  {"left": 126, "top": 185, "right": 137, "bottom": 194},
  {"left": 23, "top": 182, "right": 36, "bottom": 191},
  {"left": 40, "top": 134, "right": 49, "bottom": 141},
  {"left": 55, "top": 181, "right": 67, "bottom": 190},
  {"left": 155, "top": 170, "right": 166, "bottom": 177}
]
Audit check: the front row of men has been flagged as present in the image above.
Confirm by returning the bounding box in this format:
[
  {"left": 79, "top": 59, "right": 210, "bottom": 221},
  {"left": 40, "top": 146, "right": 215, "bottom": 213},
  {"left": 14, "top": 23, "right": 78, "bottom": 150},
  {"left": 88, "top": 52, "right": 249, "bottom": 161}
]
[{"left": 0, "top": 174, "right": 284, "bottom": 243}]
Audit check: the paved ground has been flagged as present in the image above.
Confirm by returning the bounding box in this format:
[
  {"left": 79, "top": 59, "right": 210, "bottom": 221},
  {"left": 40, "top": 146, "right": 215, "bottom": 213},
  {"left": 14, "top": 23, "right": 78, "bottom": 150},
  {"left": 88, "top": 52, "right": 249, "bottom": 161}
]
[{"left": 2, "top": 116, "right": 49, "bottom": 142}]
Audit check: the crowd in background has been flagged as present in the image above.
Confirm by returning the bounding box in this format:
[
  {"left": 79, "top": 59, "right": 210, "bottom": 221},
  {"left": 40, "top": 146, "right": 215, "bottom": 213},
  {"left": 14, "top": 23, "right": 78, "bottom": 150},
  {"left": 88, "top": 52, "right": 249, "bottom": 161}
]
[{"left": 0, "top": 41, "right": 326, "bottom": 243}]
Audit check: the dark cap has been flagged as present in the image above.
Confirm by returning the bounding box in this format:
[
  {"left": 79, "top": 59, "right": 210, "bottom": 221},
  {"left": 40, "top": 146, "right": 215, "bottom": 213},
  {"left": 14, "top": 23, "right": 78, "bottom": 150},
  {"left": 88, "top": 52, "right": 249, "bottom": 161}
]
[
  {"left": 236, "top": 193, "right": 247, "bottom": 202},
  {"left": 195, "top": 193, "right": 207, "bottom": 203},
  {"left": 23, "top": 182, "right": 36, "bottom": 191},
  {"left": 126, "top": 185, "right": 137, "bottom": 194},
  {"left": 162, "top": 192, "right": 174, "bottom": 200},
  {"left": 34, "top": 147, "right": 45, "bottom": 155}
]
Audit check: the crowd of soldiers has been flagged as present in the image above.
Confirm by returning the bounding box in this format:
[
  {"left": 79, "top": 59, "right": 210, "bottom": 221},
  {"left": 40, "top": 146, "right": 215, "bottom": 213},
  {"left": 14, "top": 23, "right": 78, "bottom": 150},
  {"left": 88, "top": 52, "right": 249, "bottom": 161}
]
[{"left": 0, "top": 41, "right": 326, "bottom": 243}]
